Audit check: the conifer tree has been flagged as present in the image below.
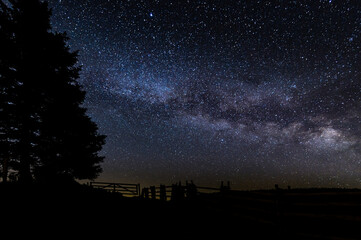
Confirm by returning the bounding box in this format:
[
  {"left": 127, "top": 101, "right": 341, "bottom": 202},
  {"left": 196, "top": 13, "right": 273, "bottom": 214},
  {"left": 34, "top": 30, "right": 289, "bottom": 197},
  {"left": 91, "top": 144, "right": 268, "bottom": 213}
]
[
  {"left": 0, "top": 1, "right": 15, "bottom": 182},
  {"left": 0, "top": 0, "right": 105, "bottom": 183}
]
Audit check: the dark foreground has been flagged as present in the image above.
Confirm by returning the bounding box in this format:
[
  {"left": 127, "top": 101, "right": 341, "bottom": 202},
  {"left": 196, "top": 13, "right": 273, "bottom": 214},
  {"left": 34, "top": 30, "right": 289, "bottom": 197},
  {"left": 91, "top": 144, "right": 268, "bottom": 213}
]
[{"left": 1, "top": 183, "right": 360, "bottom": 239}]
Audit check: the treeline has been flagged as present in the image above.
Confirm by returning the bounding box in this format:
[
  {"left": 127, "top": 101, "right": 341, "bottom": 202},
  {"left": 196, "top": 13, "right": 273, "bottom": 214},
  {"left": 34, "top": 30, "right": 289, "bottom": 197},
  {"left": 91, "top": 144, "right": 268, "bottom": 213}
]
[{"left": 0, "top": 0, "right": 105, "bottom": 183}]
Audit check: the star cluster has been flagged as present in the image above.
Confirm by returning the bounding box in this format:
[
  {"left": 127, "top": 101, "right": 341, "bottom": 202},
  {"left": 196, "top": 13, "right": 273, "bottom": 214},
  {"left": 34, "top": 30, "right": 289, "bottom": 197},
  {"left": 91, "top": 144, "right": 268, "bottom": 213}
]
[{"left": 47, "top": 0, "right": 361, "bottom": 189}]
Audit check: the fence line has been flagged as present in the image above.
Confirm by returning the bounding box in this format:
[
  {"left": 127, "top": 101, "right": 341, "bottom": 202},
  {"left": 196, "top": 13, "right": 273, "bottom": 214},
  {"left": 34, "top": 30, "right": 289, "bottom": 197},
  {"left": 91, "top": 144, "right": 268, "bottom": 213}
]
[
  {"left": 140, "top": 181, "right": 231, "bottom": 201},
  {"left": 88, "top": 180, "right": 231, "bottom": 200}
]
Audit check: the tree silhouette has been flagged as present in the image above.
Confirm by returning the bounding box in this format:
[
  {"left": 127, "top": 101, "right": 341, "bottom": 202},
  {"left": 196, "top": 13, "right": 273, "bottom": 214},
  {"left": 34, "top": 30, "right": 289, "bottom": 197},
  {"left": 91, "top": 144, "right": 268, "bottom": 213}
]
[
  {"left": 0, "top": 1, "right": 16, "bottom": 182},
  {"left": 0, "top": 0, "right": 105, "bottom": 183}
]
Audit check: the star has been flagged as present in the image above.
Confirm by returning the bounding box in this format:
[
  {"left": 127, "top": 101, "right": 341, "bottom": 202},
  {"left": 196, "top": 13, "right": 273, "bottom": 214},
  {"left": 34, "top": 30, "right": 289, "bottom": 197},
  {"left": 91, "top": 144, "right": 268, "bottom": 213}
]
[{"left": 46, "top": 0, "right": 361, "bottom": 189}]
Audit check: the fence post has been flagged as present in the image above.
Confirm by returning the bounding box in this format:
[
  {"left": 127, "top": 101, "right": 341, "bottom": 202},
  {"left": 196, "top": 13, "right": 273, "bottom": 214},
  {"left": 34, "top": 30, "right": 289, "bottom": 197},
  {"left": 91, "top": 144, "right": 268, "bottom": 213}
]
[
  {"left": 142, "top": 187, "right": 149, "bottom": 199},
  {"left": 171, "top": 184, "right": 176, "bottom": 201},
  {"left": 219, "top": 181, "right": 231, "bottom": 194},
  {"left": 160, "top": 184, "right": 166, "bottom": 201},
  {"left": 179, "top": 181, "right": 185, "bottom": 200},
  {"left": 150, "top": 186, "right": 156, "bottom": 200}
]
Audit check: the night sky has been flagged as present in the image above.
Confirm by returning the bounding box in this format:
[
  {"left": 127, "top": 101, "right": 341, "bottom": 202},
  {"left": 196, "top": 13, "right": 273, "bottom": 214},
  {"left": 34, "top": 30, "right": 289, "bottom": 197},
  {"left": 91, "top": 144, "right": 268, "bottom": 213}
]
[{"left": 46, "top": 0, "right": 361, "bottom": 189}]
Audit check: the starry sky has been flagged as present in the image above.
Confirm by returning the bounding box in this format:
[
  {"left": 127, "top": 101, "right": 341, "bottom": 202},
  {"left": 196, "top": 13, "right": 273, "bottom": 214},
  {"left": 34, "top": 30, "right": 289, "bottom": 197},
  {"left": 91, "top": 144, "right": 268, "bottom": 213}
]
[{"left": 47, "top": 0, "right": 361, "bottom": 189}]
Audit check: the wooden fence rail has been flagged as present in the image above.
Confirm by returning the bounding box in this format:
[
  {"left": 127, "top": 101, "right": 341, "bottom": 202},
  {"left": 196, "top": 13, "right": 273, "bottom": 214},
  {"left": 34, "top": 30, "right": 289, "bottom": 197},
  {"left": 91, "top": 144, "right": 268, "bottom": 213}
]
[
  {"left": 89, "top": 182, "right": 141, "bottom": 197},
  {"left": 88, "top": 180, "right": 231, "bottom": 200}
]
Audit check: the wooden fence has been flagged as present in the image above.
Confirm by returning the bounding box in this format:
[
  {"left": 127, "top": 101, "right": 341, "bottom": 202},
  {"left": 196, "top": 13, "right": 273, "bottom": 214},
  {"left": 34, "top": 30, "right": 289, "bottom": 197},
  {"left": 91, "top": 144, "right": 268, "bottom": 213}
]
[
  {"left": 88, "top": 180, "right": 231, "bottom": 200},
  {"left": 140, "top": 181, "right": 231, "bottom": 201},
  {"left": 89, "top": 182, "right": 141, "bottom": 197}
]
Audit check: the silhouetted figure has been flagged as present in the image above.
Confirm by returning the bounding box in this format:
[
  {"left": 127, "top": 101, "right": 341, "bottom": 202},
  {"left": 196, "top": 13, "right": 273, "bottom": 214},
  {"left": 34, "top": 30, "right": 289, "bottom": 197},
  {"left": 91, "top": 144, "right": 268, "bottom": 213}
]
[
  {"left": 220, "top": 181, "right": 231, "bottom": 193},
  {"left": 185, "top": 180, "right": 197, "bottom": 199},
  {"left": 0, "top": 0, "right": 105, "bottom": 183}
]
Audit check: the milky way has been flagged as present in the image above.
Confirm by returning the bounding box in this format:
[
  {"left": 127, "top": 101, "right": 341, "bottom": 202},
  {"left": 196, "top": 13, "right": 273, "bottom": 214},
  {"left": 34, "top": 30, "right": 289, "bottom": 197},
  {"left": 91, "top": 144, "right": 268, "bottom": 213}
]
[{"left": 47, "top": 0, "right": 361, "bottom": 189}]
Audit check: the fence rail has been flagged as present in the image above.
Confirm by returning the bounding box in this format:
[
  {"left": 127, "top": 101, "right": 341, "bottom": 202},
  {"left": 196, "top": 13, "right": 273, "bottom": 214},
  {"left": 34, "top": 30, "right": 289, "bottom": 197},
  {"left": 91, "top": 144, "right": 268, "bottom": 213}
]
[
  {"left": 89, "top": 182, "right": 140, "bottom": 197},
  {"left": 88, "top": 181, "right": 231, "bottom": 200},
  {"left": 141, "top": 181, "right": 231, "bottom": 201}
]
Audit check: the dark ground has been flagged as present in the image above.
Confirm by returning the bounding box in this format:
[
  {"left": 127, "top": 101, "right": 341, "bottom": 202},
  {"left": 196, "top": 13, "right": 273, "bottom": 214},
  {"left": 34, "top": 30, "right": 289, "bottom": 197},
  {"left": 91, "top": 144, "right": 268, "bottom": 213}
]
[{"left": 1, "top": 183, "right": 360, "bottom": 239}]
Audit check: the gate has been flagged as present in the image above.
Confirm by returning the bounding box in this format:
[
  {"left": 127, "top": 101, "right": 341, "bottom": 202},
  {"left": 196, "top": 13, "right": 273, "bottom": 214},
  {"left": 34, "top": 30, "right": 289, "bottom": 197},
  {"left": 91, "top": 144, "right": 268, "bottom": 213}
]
[{"left": 89, "top": 182, "right": 141, "bottom": 197}]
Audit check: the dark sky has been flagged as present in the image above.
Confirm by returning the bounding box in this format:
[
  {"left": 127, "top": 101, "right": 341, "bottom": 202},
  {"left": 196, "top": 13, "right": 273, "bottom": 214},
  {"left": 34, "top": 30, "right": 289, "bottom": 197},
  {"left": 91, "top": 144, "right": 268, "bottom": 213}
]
[{"left": 47, "top": 0, "right": 361, "bottom": 189}]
